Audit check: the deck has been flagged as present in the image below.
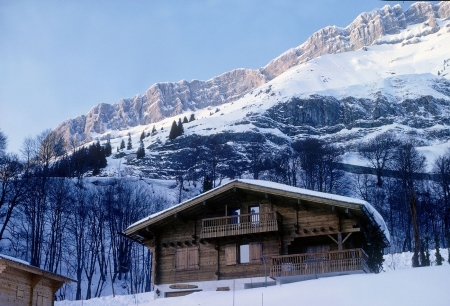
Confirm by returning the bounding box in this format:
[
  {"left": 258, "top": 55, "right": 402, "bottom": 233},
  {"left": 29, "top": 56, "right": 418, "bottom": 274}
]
[
  {"left": 270, "top": 248, "right": 370, "bottom": 278},
  {"left": 200, "top": 211, "right": 281, "bottom": 239}
]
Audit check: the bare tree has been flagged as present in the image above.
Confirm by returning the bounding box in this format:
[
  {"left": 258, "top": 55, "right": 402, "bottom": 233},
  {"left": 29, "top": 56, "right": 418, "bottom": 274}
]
[
  {"left": 292, "top": 138, "right": 342, "bottom": 193},
  {"left": 0, "top": 129, "right": 7, "bottom": 157},
  {"left": 433, "top": 150, "right": 450, "bottom": 233},
  {"left": 391, "top": 139, "right": 426, "bottom": 267},
  {"left": 43, "top": 178, "right": 71, "bottom": 273},
  {"left": 358, "top": 132, "right": 398, "bottom": 187},
  {"left": 0, "top": 154, "right": 26, "bottom": 241}
]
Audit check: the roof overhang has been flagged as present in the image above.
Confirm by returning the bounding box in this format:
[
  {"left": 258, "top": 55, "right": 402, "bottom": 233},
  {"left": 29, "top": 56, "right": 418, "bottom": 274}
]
[
  {"left": 125, "top": 179, "right": 388, "bottom": 245},
  {"left": 0, "top": 256, "right": 76, "bottom": 283}
]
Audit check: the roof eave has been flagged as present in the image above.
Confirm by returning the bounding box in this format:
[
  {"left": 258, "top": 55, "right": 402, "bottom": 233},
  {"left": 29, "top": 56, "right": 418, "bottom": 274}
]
[{"left": 125, "top": 180, "right": 366, "bottom": 236}]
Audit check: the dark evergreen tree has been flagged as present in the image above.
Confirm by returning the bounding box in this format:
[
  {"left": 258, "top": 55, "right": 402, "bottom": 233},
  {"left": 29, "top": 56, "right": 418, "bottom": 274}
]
[
  {"left": 127, "top": 133, "right": 132, "bottom": 150},
  {"left": 88, "top": 141, "right": 107, "bottom": 175},
  {"left": 183, "top": 116, "right": 188, "bottom": 124},
  {"left": 189, "top": 114, "right": 195, "bottom": 122},
  {"left": 136, "top": 141, "right": 145, "bottom": 159},
  {"left": 120, "top": 139, "right": 126, "bottom": 150},
  {"left": 140, "top": 130, "right": 145, "bottom": 142},
  {"left": 177, "top": 118, "right": 184, "bottom": 137},
  {"left": 152, "top": 125, "right": 157, "bottom": 134},
  {"left": 169, "top": 121, "right": 178, "bottom": 140},
  {"left": 104, "top": 138, "right": 112, "bottom": 157},
  {"left": 361, "top": 217, "right": 387, "bottom": 273}
]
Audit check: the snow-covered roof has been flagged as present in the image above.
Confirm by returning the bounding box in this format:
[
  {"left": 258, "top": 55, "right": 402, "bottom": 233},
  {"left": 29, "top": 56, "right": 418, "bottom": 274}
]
[
  {"left": 126, "top": 179, "right": 390, "bottom": 243},
  {"left": 0, "top": 254, "right": 76, "bottom": 282},
  {"left": 0, "top": 253, "right": 29, "bottom": 265}
]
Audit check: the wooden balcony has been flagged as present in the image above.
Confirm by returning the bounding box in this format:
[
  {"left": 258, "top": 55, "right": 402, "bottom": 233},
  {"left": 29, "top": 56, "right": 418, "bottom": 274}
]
[
  {"left": 200, "top": 211, "right": 281, "bottom": 239},
  {"left": 270, "top": 248, "right": 370, "bottom": 278}
]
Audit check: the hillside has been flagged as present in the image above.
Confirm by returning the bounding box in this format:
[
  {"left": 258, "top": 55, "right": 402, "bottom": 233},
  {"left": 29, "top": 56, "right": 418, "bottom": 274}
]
[{"left": 78, "top": 5, "right": 450, "bottom": 180}]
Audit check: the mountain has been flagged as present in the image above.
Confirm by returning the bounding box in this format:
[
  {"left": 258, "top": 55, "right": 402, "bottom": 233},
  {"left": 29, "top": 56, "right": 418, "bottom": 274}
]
[{"left": 54, "top": 1, "right": 450, "bottom": 147}]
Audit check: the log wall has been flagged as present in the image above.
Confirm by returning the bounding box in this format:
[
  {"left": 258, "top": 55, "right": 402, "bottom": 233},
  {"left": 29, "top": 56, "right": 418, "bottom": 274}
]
[
  {"left": 0, "top": 265, "right": 55, "bottom": 306},
  {"left": 151, "top": 193, "right": 365, "bottom": 285}
]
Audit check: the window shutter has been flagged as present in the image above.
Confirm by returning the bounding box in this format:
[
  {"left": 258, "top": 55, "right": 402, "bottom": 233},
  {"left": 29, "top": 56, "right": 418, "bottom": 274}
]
[
  {"left": 249, "top": 242, "right": 262, "bottom": 264},
  {"left": 188, "top": 246, "right": 199, "bottom": 269},
  {"left": 225, "top": 244, "right": 237, "bottom": 265},
  {"left": 175, "top": 248, "right": 188, "bottom": 270}
]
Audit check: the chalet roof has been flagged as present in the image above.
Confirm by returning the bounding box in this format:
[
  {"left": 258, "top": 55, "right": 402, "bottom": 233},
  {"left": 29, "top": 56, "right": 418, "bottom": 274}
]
[
  {"left": 126, "top": 179, "right": 390, "bottom": 243},
  {"left": 0, "top": 254, "right": 76, "bottom": 283}
]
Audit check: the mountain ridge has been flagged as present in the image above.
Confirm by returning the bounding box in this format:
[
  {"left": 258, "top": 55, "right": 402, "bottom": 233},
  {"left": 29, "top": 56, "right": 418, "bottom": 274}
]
[{"left": 55, "top": 1, "right": 450, "bottom": 146}]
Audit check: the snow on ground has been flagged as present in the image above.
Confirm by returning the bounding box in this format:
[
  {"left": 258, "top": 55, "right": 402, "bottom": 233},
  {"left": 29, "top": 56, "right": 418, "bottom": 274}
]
[
  {"left": 57, "top": 250, "right": 450, "bottom": 306},
  {"left": 56, "top": 266, "right": 450, "bottom": 306}
]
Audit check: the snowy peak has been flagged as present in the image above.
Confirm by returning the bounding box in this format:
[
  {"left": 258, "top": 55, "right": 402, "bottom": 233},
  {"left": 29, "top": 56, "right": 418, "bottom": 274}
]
[{"left": 54, "top": 1, "right": 450, "bottom": 146}]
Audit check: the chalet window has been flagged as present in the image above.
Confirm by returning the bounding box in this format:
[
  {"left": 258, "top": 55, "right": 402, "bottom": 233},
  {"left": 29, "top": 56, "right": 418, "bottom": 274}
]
[
  {"left": 226, "top": 242, "right": 261, "bottom": 265},
  {"left": 229, "top": 208, "right": 240, "bottom": 224},
  {"left": 175, "top": 246, "right": 199, "bottom": 270},
  {"left": 240, "top": 244, "right": 250, "bottom": 263},
  {"left": 249, "top": 205, "right": 260, "bottom": 224}
]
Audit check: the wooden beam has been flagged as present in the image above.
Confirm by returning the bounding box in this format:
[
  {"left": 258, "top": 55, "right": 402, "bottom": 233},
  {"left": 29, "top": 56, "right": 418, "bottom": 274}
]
[
  {"left": 345, "top": 208, "right": 355, "bottom": 219},
  {"left": 342, "top": 232, "right": 352, "bottom": 244},
  {"left": 327, "top": 234, "right": 338, "bottom": 245}
]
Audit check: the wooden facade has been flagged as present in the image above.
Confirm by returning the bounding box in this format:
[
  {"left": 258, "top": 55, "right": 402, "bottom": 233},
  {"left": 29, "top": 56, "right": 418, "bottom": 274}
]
[
  {"left": 0, "top": 255, "right": 74, "bottom": 306},
  {"left": 125, "top": 179, "right": 389, "bottom": 296}
]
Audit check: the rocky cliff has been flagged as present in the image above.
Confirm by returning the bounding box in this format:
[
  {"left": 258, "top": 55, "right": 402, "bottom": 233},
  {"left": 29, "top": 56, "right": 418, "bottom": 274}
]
[{"left": 54, "top": 1, "right": 450, "bottom": 146}]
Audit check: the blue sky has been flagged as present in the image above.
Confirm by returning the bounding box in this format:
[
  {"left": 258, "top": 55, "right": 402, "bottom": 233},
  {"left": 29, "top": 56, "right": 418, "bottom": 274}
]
[{"left": 0, "top": 0, "right": 430, "bottom": 153}]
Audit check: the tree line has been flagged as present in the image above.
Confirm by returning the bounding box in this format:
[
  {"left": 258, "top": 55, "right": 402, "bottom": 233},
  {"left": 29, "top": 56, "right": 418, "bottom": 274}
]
[
  {"left": 169, "top": 132, "right": 450, "bottom": 268},
  {"left": 2, "top": 125, "right": 450, "bottom": 299},
  {"left": 0, "top": 128, "right": 166, "bottom": 300}
]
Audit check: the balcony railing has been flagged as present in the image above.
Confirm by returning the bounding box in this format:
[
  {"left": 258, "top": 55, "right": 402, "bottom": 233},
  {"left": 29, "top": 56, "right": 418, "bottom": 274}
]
[
  {"left": 270, "top": 248, "right": 370, "bottom": 278},
  {"left": 201, "top": 211, "right": 281, "bottom": 239}
]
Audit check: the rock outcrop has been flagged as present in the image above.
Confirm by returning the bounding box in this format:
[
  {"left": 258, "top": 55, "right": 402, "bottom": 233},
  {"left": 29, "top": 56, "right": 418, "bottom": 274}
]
[{"left": 54, "top": 1, "right": 450, "bottom": 145}]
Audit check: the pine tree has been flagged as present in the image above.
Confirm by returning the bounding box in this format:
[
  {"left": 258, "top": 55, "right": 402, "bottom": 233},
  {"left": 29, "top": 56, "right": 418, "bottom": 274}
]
[
  {"left": 183, "top": 116, "right": 188, "bottom": 124},
  {"left": 127, "top": 133, "right": 132, "bottom": 150},
  {"left": 120, "top": 139, "right": 125, "bottom": 150},
  {"left": 169, "top": 120, "right": 178, "bottom": 140},
  {"left": 140, "top": 130, "right": 145, "bottom": 141},
  {"left": 152, "top": 125, "right": 157, "bottom": 134},
  {"left": 189, "top": 114, "right": 195, "bottom": 122},
  {"left": 136, "top": 141, "right": 145, "bottom": 159},
  {"left": 104, "top": 138, "right": 112, "bottom": 157},
  {"left": 177, "top": 118, "right": 184, "bottom": 137}
]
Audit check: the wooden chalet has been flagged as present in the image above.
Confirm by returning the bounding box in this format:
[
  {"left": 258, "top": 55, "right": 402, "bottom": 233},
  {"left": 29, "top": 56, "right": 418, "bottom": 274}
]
[
  {"left": 0, "top": 254, "right": 75, "bottom": 306},
  {"left": 125, "top": 179, "right": 389, "bottom": 298}
]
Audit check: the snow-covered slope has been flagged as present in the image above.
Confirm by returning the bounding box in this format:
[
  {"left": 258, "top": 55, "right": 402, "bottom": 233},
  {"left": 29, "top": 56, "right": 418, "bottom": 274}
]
[
  {"left": 56, "top": 251, "right": 450, "bottom": 306},
  {"left": 54, "top": 1, "right": 450, "bottom": 147},
  {"left": 84, "top": 10, "right": 450, "bottom": 179}
]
